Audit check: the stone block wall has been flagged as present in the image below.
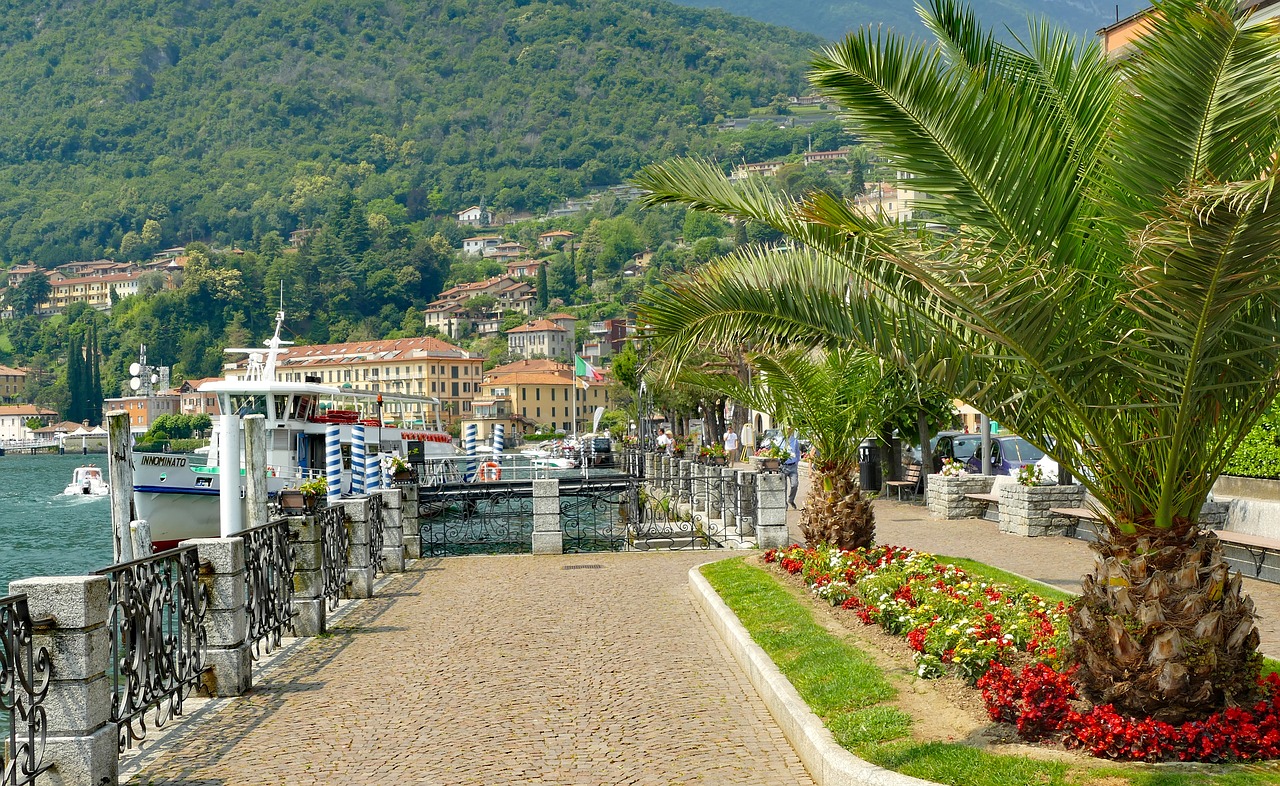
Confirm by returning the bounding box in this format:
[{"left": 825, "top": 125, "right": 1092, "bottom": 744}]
[
  {"left": 997, "top": 484, "right": 1085, "bottom": 537},
  {"left": 926, "top": 474, "right": 996, "bottom": 519}
]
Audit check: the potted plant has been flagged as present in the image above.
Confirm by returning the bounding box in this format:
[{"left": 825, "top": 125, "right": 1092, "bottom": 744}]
[
  {"left": 388, "top": 454, "right": 414, "bottom": 483},
  {"left": 757, "top": 443, "right": 789, "bottom": 471},
  {"left": 699, "top": 443, "right": 728, "bottom": 466},
  {"left": 939, "top": 457, "right": 967, "bottom": 477},
  {"left": 285, "top": 478, "right": 327, "bottom": 513}
]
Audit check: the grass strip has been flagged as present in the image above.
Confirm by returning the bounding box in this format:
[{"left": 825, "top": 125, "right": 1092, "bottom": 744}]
[{"left": 703, "top": 556, "right": 1280, "bottom": 786}]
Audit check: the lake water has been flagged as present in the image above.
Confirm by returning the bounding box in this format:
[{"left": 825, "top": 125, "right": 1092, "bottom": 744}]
[{"left": 0, "top": 452, "right": 114, "bottom": 594}]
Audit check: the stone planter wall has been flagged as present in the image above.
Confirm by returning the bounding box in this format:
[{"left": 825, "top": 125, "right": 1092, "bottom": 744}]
[
  {"left": 997, "top": 484, "right": 1085, "bottom": 537},
  {"left": 926, "top": 473, "right": 996, "bottom": 519}
]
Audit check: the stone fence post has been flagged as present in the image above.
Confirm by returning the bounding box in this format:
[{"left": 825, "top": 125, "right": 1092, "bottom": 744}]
[
  {"left": 401, "top": 484, "right": 422, "bottom": 560},
  {"left": 288, "top": 514, "right": 326, "bottom": 636},
  {"left": 187, "top": 537, "right": 251, "bottom": 696},
  {"left": 374, "top": 489, "right": 406, "bottom": 573},
  {"left": 532, "top": 479, "right": 563, "bottom": 555},
  {"left": 10, "top": 575, "right": 116, "bottom": 786},
  {"left": 691, "top": 463, "right": 708, "bottom": 513},
  {"left": 678, "top": 459, "right": 692, "bottom": 501},
  {"left": 756, "top": 472, "right": 788, "bottom": 549},
  {"left": 342, "top": 497, "right": 375, "bottom": 599},
  {"left": 737, "top": 471, "right": 757, "bottom": 537}
]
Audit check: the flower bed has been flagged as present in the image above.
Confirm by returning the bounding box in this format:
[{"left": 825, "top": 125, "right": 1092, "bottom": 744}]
[{"left": 763, "top": 544, "right": 1280, "bottom": 763}]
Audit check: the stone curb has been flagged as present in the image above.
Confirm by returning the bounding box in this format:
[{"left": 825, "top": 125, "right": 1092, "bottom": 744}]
[{"left": 689, "top": 564, "right": 938, "bottom": 786}]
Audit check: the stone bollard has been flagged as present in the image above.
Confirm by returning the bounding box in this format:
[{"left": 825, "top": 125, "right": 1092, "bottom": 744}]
[
  {"left": 374, "top": 489, "right": 406, "bottom": 573},
  {"left": 401, "top": 484, "right": 422, "bottom": 560},
  {"left": 187, "top": 537, "right": 251, "bottom": 696},
  {"left": 10, "top": 575, "right": 117, "bottom": 786},
  {"left": 532, "top": 479, "right": 563, "bottom": 554},
  {"left": 342, "top": 497, "right": 376, "bottom": 599},
  {"left": 288, "top": 515, "right": 326, "bottom": 636},
  {"left": 719, "top": 467, "right": 735, "bottom": 527},
  {"left": 737, "top": 471, "right": 757, "bottom": 537},
  {"left": 691, "top": 463, "right": 708, "bottom": 513},
  {"left": 756, "top": 472, "right": 788, "bottom": 549},
  {"left": 645, "top": 451, "right": 656, "bottom": 480}
]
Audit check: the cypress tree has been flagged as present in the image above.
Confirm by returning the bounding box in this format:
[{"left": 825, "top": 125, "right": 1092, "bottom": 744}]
[
  {"left": 89, "top": 323, "right": 103, "bottom": 425},
  {"left": 536, "top": 262, "right": 549, "bottom": 310},
  {"left": 66, "top": 333, "right": 84, "bottom": 423}
]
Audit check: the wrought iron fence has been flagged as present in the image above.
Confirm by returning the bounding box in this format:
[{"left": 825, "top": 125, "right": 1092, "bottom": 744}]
[
  {"left": 242, "top": 518, "right": 295, "bottom": 659},
  {"left": 559, "top": 478, "right": 639, "bottom": 553},
  {"left": 367, "top": 494, "right": 386, "bottom": 578},
  {"left": 0, "top": 595, "right": 51, "bottom": 786},
  {"left": 418, "top": 482, "right": 535, "bottom": 557},
  {"left": 633, "top": 463, "right": 752, "bottom": 551},
  {"left": 318, "top": 505, "right": 350, "bottom": 611},
  {"left": 97, "top": 546, "right": 208, "bottom": 751}
]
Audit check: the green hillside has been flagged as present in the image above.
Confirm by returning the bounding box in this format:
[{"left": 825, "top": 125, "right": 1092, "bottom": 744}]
[
  {"left": 666, "top": 0, "right": 1152, "bottom": 40},
  {"left": 0, "top": 0, "right": 819, "bottom": 265}
]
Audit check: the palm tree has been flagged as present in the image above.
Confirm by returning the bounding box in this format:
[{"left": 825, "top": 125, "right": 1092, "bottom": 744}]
[
  {"left": 680, "top": 347, "right": 883, "bottom": 549},
  {"left": 634, "top": 0, "right": 1280, "bottom": 722}
]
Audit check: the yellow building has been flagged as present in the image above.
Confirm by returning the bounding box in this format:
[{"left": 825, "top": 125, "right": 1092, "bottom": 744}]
[
  {"left": 242, "top": 335, "right": 486, "bottom": 427},
  {"left": 0, "top": 364, "right": 26, "bottom": 402},
  {"left": 471, "top": 359, "right": 611, "bottom": 435}
]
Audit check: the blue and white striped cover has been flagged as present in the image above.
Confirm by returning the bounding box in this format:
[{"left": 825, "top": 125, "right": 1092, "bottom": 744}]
[
  {"left": 325, "top": 425, "right": 342, "bottom": 503},
  {"left": 350, "top": 424, "right": 367, "bottom": 496}
]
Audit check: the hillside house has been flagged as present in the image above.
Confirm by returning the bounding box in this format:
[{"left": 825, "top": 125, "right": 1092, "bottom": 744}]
[
  {"left": 507, "top": 319, "right": 572, "bottom": 361},
  {"left": 461, "top": 235, "right": 504, "bottom": 256},
  {"left": 538, "top": 230, "right": 576, "bottom": 250},
  {"left": 0, "top": 405, "right": 59, "bottom": 441},
  {"left": 456, "top": 206, "right": 493, "bottom": 227}
]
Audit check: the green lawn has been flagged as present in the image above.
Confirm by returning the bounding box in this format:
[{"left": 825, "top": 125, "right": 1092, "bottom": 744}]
[{"left": 701, "top": 557, "right": 1280, "bottom": 786}]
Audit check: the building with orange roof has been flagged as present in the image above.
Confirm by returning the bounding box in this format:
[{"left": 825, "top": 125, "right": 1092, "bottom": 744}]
[
  {"left": 178, "top": 378, "right": 223, "bottom": 416},
  {"left": 507, "top": 319, "right": 573, "bottom": 361},
  {"left": 471, "top": 359, "right": 611, "bottom": 434},
  {"left": 223, "top": 335, "right": 485, "bottom": 426},
  {"left": 0, "top": 364, "right": 25, "bottom": 403},
  {"left": 537, "top": 229, "right": 576, "bottom": 250},
  {"left": 0, "top": 404, "right": 59, "bottom": 441}
]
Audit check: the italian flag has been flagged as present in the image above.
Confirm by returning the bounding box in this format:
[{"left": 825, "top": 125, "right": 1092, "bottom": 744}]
[{"left": 575, "top": 356, "right": 603, "bottom": 382}]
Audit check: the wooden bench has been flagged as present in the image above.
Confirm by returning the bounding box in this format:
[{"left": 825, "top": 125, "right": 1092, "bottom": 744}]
[
  {"left": 964, "top": 491, "right": 1001, "bottom": 521},
  {"left": 1213, "top": 530, "right": 1280, "bottom": 579},
  {"left": 886, "top": 464, "right": 923, "bottom": 502},
  {"left": 1049, "top": 506, "right": 1105, "bottom": 541}
]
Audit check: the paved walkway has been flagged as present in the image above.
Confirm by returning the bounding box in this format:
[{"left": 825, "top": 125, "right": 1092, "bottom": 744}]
[{"left": 126, "top": 552, "right": 814, "bottom": 785}]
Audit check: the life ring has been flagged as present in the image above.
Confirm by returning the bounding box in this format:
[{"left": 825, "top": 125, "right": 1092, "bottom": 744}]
[{"left": 479, "top": 461, "right": 502, "bottom": 482}]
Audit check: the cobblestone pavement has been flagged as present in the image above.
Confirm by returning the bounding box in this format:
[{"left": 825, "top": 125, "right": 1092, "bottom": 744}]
[
  {"left": 780, "top": 467, "right": 1280, "bottom": 656},
  {"left": 127, "top": 552, "right": 814, "bottom": 786}
]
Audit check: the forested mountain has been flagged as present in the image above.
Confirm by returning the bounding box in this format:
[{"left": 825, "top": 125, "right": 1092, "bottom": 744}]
[
  {"left": 0, "top": 0, "right": 819, "bottom": 265},
  {"left": 666, "top": 0, "right": 1152, "bottom": 40}
]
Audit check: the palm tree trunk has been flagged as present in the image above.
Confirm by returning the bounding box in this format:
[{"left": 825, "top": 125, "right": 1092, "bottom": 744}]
[
  {"left": 799, "top": 464, "right": 875, "bottom": 551},
  {"left": 1069, "top": 520, "right": 1261, "bottom": 723}
]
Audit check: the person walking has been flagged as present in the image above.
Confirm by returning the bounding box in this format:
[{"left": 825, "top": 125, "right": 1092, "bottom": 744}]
[
  {"left": 657, "top": 428, "right": 673, "bottom": 456},
  {"left": 723, "top": 425, "right": 739, "bottom": 462},
  {"left": 781, "top": 430, "right": 801, "bottom": 509}
]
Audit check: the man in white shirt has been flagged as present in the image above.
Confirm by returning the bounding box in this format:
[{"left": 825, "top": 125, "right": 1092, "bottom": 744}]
[
  {"left": 656, "top": 428, "right": 673, "bottom": 455},
  {"left": 723, "top": 426, "right": 739, "bottom": 460}
]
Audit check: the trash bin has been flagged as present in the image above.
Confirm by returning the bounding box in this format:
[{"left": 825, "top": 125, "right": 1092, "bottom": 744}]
[{"left": 858, "top": 438, "right": 881, "bottom": 491}]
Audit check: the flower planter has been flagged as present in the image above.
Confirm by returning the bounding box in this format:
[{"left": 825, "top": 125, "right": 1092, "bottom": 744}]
[
  {"left": 758, "top": 457, "right": 780, "bottom": 471},
  {"left": 278, "top": 489, "right": 317, "bottom": 515},
  {"left": 392, "top": 469, "right": 415, "bottom": 484},
  {"left": 709, "top": 455, "right": 728, "bottom": 466}
]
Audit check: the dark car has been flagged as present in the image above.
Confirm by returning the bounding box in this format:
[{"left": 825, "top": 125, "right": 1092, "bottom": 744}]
[
  {"left": 964, "top": 435, "right": 1045, "bottom": 475},
  {"left": 931, "top": 431, "right": 984, "bottom": 473}
]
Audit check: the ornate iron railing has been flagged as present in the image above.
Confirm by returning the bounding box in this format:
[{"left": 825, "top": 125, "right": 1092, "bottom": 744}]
[
  {"left": 318, "top": 505, "right": 350, "bottom": 611},
  {"left": 367, "top": 494, "right": 386, "bottom": 578},
  {"left": 633, "top": 463, "right": 752, "bottom": 551},
  {"left": 97, "top": 546, "right": 208, "bottom": 751},
  {"left": 559, "top": 478, "right": 638, "bottom": 553},
  {"left": 242, "top": 518, "right": 295, "bottom": 659},
  {"left": 0, "top": 595, "right": 51, "bottom": 786},
  {"left": 418, "top": 482, "right": 535, "bottom": 557}
]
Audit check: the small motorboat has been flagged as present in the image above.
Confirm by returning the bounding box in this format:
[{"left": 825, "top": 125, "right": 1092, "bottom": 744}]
[{"left": 64, "top": 465, "right": 109, "bottom": 497}]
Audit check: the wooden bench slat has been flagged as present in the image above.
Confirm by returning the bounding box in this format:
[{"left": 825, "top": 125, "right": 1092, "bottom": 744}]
[
  {"left": 1049, "top": 507, "right": 1103, "bottom": 521},
  {"left": 1214, "top": 530, "right": 1280, "bottom": 550},
  {"left": 965, "top": 493, "right": 1000, "bottom": 503}
]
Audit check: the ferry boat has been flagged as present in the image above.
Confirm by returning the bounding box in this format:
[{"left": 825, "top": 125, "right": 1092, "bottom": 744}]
[
  {"left": 132, "top": 311, "right": 459, "bottom": 550},
  {"left": 64, "top": 465, "right": 109, "bottom": 497}
]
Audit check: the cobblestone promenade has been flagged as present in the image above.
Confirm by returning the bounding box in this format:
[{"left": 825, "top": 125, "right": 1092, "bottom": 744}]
[{"left": 126, "top": 552, "right": 814, "bottom": 786}]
